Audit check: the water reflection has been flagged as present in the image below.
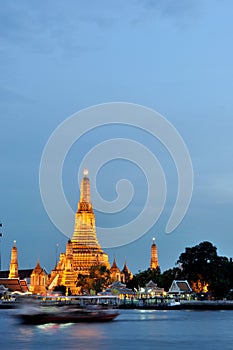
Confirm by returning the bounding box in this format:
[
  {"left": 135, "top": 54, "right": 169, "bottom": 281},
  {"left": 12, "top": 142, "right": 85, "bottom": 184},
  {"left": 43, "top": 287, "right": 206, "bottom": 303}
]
[
  {"left": 18, "top": 325, "right": 34, "bottom": 339},
  {"left": 72, "top": 325, "right": 103, "bottom": 339},
  {"left": 2, "top": 309, "right": 233, "bottom": 350}
]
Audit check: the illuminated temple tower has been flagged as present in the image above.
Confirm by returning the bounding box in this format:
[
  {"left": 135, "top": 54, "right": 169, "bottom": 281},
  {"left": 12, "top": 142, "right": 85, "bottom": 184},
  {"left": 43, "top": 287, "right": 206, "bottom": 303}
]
[
  {"left": 48, "top": 169, "right": 110, "bottom": 293},
  {"left": 150, "top": 237, "right": 159, "bottom": 270},
  {"left": 9, "top": 240, "right": 19, "bottom": 278},
  {"left": 60, "top": 239, "right": 76, "bottom": 293},
  {"left": 71, "top": 169, "right": 110, "bottom": 274}
]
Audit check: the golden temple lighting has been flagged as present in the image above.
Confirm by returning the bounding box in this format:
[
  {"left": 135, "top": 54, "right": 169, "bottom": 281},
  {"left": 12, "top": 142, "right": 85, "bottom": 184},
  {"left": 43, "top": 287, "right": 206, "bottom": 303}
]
[
  {"left": 150, "top": 237, "right": 159, "bottom": 270},
  {"left": 48, "top": 169, "right": 110, "bottom": 294}
]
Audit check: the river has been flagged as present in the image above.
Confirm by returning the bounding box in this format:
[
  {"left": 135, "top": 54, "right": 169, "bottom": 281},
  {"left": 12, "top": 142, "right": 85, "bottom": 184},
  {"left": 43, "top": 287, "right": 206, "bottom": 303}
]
[{"left": 0, "top": 308, "right": 233, "bottom": 349}]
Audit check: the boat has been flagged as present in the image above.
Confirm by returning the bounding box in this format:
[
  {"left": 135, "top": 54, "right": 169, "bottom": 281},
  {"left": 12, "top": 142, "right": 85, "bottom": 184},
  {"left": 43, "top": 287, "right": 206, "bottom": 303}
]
[
  {"left": 16, "top": 305, "right": 119, "bottom": 325},
  {"left": 0, "top": 297, "right": 18, "bottom": 309}
]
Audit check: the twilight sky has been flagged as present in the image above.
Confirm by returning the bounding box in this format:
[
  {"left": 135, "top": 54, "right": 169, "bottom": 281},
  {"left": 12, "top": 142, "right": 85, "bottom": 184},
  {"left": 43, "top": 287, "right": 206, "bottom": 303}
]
[{"left": 0, "top": 0, "right": 233, "bottom": 274}]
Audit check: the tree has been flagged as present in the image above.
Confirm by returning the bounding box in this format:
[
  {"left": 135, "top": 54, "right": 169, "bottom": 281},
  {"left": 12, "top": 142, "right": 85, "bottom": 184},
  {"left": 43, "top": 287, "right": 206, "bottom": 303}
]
[
  {"left": 159, "top": 267, "right": 181, "bottom": 292},
  {"left": 76, "top": 274, "right": 92, "bottom": 294},
  {"left": 89, "top": 265, "right": 111, "bottom": 294},
  {"left": 177, "top": 241, "right": 233, "bottom": 298},
  {"left": 127, "top": 267, "right": 161, "bottom": 290},
  {"left": 77, "top": 265, "right": 111, "bottom": 294},
  {"left": 177, "top": 241, "right": 217, "bottom": 291},
  {"left": 53, "top": 285, "right": 72, "bottom": 295}
]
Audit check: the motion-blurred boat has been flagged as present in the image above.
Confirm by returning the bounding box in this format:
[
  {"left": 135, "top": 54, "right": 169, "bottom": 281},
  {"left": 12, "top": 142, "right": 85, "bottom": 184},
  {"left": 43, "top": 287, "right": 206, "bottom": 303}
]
[{"left": 16, "top": 305, "right": 119, "bottom": 325}]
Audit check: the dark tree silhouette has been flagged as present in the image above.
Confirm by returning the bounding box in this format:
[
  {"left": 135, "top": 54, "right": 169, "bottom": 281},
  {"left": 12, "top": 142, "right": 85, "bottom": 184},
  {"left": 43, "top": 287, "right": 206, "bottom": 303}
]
[
  {"left": 77, "top": 265, "right": 111, "bottom": 294},
  {"left": 177, "top": 241, "right": 233, "bottom": 298}
]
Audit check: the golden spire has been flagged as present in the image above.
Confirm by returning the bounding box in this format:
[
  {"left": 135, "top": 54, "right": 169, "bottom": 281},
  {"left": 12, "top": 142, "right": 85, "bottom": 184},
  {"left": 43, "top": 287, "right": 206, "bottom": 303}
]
[
  {"left": 70, "top": 169, "right": 110, "bottom": 276},
  {"left": 150, "top": 237, "right": 159, "bottom": 270},
  {"left": 66, "top": 239, "right": 73, "bottom": 258},
  {"left": 80, "top": 168, "right": 91, "bottom": 203},
  {"left": 9, "top": 240, "right": 19, "bottom": 278},
  {"left": 72, "top": 169, "right": 100, "bottom": 247}
]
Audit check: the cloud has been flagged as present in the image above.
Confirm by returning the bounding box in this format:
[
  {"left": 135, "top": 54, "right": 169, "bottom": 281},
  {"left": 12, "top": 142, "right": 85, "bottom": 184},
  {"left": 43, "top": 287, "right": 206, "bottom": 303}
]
[
  {"left": 133, "top": 0, "right": 202, "bottom": 27},
  {"left": 197, "top": 174, "right": 233, "bottom": 205},
  {"left": 0, "top": 86, "right": 33, "bottom": 104},
  {"left": 140, "top": 0, "right": 198, "bottom": 15},
  {"left": 0, "top": 1, "right": 117, "bottom": 55}
]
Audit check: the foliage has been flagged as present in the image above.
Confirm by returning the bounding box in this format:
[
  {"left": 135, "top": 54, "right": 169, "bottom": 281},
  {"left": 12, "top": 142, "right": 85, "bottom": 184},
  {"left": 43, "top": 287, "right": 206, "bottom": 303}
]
[
  {"left": 177, "top": 241, "right": 233, "bottom": 298},
  {"left": 89, "top": 265, "right": 111, "bottom": 293},
  {"left": 127, "top": 266, "right": 179, "bottom": 292},
  {"left": 127, "top": 241, "right": 233, "bottom": 299},
  {"left": 159, "top": 267, "right": 181, "bottom": 291},
  {"left": 66, "top": 241, "right": 233, "bottom": 299},
  {"left": 76, "top": 274, "right": 92, "bottom": 294},
  {"left": 53, "top": 285, "right": 72, "bottom": 295},
  {"left": 77, "top": 265, "right": 111, "bottom": 294},
  {"left": 127, "top": 267, "right": 161, "bottom": 290}
]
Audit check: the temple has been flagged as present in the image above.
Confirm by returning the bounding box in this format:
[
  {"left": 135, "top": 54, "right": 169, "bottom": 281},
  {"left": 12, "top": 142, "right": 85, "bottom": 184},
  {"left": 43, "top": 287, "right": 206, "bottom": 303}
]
[
  {"left": 0, "top": 241, "right": 30, "bottom": 293},
  {"left": 9, "top": 240, "right": 18, "bottom": 278},
  {"left": 0, "top": 170, "right": 134, "bottom": 295},
  {"left": 71, "top": 168, "right": 110, "bottom": 273},
  {"left": 150, "top": 237, "right": 159, "bottom": 270},
  {"left": 29, "top": 260, "right": 48, "bottom": 294},
  {"left": 110, "top": 258, "right": 133, "bottom": 284},
  {"left": 48, "top": 169, "right": 111, "bottom": 294}
]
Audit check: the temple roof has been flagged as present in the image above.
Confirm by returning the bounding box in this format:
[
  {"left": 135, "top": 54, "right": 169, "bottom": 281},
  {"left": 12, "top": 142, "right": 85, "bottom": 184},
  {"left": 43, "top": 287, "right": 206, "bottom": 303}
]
[
  {"left": 146, "top": 280, "right": 158, "bottom": 288},
  {"left": 0, "top": 278, "right": 29, "bottom": 292},
  {"left": 169, "top": 280, "right": 192, "bottom": 293},
  {"left": 111, "top": 258, "right": 118, "bottom": 268},
  {"left": 32, "top": 261, "right": 46, "bottom": 275},
  {"left": 110, "top": 258, "right": 121, "bottom": 273},
  {"left": 121, "top": 261, "right": 130, "bottom": 274},
  {"left": 0, "top": 269, "right": 33, "bottom": 279}
]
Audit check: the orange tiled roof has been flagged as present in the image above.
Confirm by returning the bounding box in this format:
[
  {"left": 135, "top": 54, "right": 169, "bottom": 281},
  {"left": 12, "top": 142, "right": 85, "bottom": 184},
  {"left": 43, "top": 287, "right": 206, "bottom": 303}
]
[{"left": 0, "top": 278, "right": 29, "bottom": 292}]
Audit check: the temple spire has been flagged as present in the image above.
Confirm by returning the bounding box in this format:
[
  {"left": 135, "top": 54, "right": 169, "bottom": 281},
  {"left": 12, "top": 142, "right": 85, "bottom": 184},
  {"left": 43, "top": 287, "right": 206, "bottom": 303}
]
[
  {"left": 9, "top": 240, "right": 19, "bottom": 278},
  {"left": 72, "top": 169, "right": 105, "bottom": 250},
  {"left": 150, "top": 237, "right": 159, "bottom": 270},
  {"left": 80, "top": 168, "right": 91, "bottom": 203},
  {"left": 112, "top": 257, "right": 118, "bottom": 268}
]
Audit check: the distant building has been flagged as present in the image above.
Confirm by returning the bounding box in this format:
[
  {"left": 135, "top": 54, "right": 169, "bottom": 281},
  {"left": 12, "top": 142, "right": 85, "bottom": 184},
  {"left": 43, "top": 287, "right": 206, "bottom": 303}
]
[
  {"left": 8, "top": 240, "right": 18, "bottom": 278},
  {"left": 110, "top": 258, "right": 121, "bottom": 282},
  {"left": 150, "top": 237, "right": 159, "bottom": 270},
  {"left": 0, "top": 278, "right": 28, "bottom": 293},
  {"left": 0, "top": 241, "right": 31, "bottom": 293},
  {"left": 121, "top": 261, "right": 133, "bottom": 284},
  {"left": 143, "top": 280, "right": 164, "bottom": 297},
  {"left": 106, "top": 281, "right": 135, "bottom": 300},
  {"left": 110, "top": 259, "right": 133, "bottom": 284},
  {"left": 168, "top": 280, "right": 193, "bottom": 298},
  {"left": 0, "top": 269, "right": 33, "bottom": 282},
  {"left": 29, "top": 260, "right": 48, "bottom": 295}
]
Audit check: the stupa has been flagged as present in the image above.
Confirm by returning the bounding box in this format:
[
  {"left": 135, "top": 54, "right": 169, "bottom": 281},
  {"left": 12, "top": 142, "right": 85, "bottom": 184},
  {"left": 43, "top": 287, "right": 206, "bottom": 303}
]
[{"left": 48, "top": 169, "right": 110, "bottom": 293}]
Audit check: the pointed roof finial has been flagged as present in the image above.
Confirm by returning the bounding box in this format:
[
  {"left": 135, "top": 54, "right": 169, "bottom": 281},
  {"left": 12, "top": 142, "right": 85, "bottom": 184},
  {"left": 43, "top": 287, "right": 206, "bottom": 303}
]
[
  {"left": 152, "top": 237, "right": 155, "bottom": 244},
  {"left": 36, "top": 258, "right": 41, "bottom": 268},
  {"left": 13, "top": 240, "right": 16, "bottom": 247},
  {"left": 112, "top": 257, "right": 118, "bottom": 268},
  {"left": 83, "top": 168, "right": 88, "bottom": 177}
]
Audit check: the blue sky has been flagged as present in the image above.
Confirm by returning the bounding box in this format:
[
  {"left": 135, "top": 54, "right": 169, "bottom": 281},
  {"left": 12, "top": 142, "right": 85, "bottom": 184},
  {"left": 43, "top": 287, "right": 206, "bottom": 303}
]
[{"left": 0, "top": 0, "right": 233, "bottom": 274}]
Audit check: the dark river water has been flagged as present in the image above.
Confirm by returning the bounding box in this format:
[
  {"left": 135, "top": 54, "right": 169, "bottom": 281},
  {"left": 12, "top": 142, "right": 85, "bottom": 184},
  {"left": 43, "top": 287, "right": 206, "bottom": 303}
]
[{"left": 1, "top": 308, "right": 233, "bottom": 349}]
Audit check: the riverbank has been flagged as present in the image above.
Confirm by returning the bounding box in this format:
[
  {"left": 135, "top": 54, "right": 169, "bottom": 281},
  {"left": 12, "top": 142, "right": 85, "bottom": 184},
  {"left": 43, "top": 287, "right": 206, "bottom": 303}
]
[{"left": 119, "top": 300, "right": 233, "bottom": 310}]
